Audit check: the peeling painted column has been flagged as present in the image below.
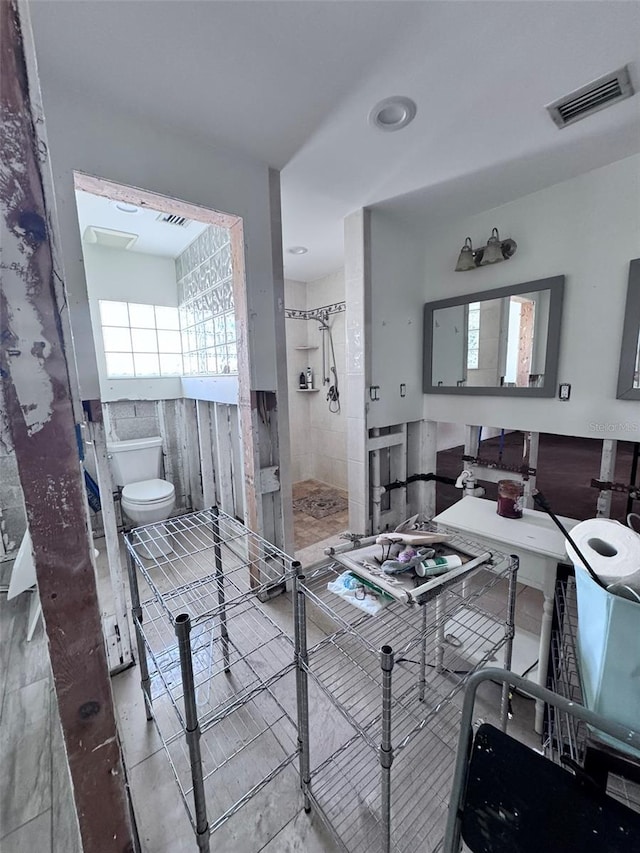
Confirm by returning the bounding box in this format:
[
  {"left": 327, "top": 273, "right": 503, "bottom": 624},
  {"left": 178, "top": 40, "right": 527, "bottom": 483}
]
[{"left": 1, "top": 2, "right": 134, "bottom": 850}]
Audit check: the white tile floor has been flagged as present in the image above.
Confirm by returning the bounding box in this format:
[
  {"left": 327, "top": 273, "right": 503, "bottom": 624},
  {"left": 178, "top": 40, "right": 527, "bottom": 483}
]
[{"left": 1, "top": 535, "right": 543, "bottom": 853}]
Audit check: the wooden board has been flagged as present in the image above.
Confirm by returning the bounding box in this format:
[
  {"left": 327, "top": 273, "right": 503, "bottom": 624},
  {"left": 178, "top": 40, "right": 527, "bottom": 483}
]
[{"left": 0, "top": 3, "right": 134, "bottom": 849}]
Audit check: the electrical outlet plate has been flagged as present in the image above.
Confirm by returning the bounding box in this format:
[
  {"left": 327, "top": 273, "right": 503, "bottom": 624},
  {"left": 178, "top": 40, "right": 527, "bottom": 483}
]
[{"left": 559, "top": 383, "right": 571, "bottom": 401}]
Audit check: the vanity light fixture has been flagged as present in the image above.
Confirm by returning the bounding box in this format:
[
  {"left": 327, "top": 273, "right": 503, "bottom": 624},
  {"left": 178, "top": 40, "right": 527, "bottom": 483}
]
[
  {"left": 454, "top": 228, "right": 517, "bottom": 271},
  {"left": 455, "top": 238, "right": 477, "bottom": 272},
  {"left": 288, "top": 246, "right": 308, "bottom": 255}
]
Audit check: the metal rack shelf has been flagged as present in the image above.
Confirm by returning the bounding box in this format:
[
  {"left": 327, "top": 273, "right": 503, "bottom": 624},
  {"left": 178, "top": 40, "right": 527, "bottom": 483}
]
[
  {"left": 293, "top": 530, "right": 518, "bottom": 853},
  {"left": 547, "top": 574, "right": 640, "bottom": 813},
  {"left": 124, "top": 507, "right": 299, "bottom": 851}
]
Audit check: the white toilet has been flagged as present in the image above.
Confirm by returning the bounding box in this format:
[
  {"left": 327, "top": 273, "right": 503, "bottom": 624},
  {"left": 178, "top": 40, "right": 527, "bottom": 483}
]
[{"left": 107, "top": 436, "right": 176, "bottom": 557}]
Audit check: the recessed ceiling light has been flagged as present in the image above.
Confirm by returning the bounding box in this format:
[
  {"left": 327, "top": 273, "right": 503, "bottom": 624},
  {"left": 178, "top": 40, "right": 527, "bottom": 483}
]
[
  {"left": 113, "top": 201, "right": 140, "bottom": 214},
  {"left": 369, "top": 96, "right": 417, "bottom": 132},
  {"left": 288, "top": 246, "right": 308, "bottom": 255}
]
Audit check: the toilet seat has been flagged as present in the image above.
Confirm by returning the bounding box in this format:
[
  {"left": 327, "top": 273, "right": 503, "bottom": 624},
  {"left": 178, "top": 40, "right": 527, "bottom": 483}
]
[{"left": 122, "top": 478, "right": 175, "bottom": 505}]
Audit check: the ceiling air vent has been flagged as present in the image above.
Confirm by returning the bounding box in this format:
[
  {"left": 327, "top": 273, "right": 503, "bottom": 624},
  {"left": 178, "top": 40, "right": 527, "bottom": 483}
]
[
  {"left": 156, "top": 213, "right": 191, "bottom": 228},
  {"left": 546, "top": 65, "right": 634, "bottom": 129}
]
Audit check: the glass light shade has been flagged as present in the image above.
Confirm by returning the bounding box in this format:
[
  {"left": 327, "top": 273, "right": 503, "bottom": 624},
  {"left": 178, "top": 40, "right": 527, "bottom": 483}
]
[
  {"left": 480, "top": 228, "right": 504, "bottom": 265},
  {"left": 455, "top": 237, "right": 476, "bottom": 272}
]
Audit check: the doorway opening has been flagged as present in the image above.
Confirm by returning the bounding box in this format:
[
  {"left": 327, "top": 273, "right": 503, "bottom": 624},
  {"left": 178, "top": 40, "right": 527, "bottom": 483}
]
[
  {"left": 71, "top": 172, "right": 258, "bottom": 670},
  {"left": 284, "top": 276, "right": 348, "bottom": 560}
]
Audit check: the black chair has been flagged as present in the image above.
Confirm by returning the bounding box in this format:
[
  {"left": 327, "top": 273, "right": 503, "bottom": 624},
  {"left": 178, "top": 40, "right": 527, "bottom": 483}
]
[{"left": 443, "top": 669, "right": 640, "bottom": 853}]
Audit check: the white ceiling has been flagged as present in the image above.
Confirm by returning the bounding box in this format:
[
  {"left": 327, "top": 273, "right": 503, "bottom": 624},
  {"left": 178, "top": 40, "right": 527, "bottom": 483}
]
[
  {"left": 31, "top": 1, "right": 640, "bottom": 282},
  {"left": 74, "top": 190, "right": 209, "bottom": 258}
]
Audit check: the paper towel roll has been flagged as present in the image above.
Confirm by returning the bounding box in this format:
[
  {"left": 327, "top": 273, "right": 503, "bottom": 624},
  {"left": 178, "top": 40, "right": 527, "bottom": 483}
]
[{"left": 566, "top": 518, "right": 640, "bottom": 589}]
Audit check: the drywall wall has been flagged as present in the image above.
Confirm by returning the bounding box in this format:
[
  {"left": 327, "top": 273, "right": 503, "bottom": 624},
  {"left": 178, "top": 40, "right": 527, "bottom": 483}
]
[
  {"left": 82, "top": 244, "right": 181, "bottom": 401},
  {"left": 30, "top": 72, "right": 281, "bottom": 401},
  {"left": 367, "top": 210, "right": 427, "bottom": 429},
  {"left": 368, "top": 154, "right": 640, "bottom": 442}
]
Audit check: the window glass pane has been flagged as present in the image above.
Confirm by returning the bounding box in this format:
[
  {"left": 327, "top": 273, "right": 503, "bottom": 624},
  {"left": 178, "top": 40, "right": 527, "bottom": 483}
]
[
  {"left": 155, "top": 306, "right": 180, "bottom": 330},
  {"left": 214, "top": 315, "right": 225, "bottom": 344},
  {"left": 105, "top": 352, "right": 134, "bottom": 377},
  {"left": 203, "top": 319, "right": 215, "bottom": 349},
  {"left": 181, "top": 328, "right": 194, "bottom": 354},
  {"left": 99, "top": 300, "right": 129, "bottom": 326},
  {"left": 468, "top": 310, "right": 480, "bottom": 331},
  {"left": 157, "top": 329, "right": 182, "bottom": 354},
  {"left": 467, "top": 350, "right": 479, "bottom": 369},
  {"left": 102, "top": 326, "right": 132, "bottom": 351},
  {"left": 216, "top": 346, "right": 229, "bottom": 374},
  {"left": 468, "top": 329, "right": 480, "bottom": 349},
  {"left": 134, "top": 353, "right": 160, "bottom": 376},
  {"left": 205, "top": 348, "right": 218, "bottom": 374},
  {"left": 131, "top": 328, "right": 158, "bottom": 352},
  {"left": 225, "top": 312, "right": 236, "bottom": 343},
  {"left": 159, "top": 353, "right": 183, "bottom": 376},
  {"left": 128, "top": 303, "right": 156, "bottom": 328}
]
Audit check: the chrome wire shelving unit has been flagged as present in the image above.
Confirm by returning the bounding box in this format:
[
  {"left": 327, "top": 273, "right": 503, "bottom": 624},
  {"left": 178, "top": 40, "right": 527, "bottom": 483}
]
[
  {"left": 124, "top": 507, "right": 299, "bottom": 852},
  {"left": 293, "top": 530, "right": 519, "bottom": 853},
  {"left": 547, "top": 574, "right": 640, "bottom": 813}
]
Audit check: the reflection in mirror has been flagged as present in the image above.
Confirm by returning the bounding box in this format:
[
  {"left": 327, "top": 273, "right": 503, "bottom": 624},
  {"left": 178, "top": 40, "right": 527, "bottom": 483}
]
[
  {"left": 431, "top": 291, "right": 550, "bottom": 389},
  {"left": 424, "top": 276, "right": 564, "bottom": 397},
  {"left": 616, "top": 259, "right": 640, "bottom": 400}
]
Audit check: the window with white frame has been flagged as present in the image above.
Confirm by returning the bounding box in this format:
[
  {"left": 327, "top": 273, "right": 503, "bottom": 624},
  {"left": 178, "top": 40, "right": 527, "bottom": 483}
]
[
  {"left": 467, "top": 301, "right": 481, "bottom": 370},
  {"left": 99, "top": 300, "right": 182, "bottom": 378}
]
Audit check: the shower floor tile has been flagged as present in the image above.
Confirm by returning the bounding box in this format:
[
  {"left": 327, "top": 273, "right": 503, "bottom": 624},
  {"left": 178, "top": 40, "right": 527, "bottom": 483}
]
[{"left": 292, "top": 480, "right": 349, "bottom": 552}]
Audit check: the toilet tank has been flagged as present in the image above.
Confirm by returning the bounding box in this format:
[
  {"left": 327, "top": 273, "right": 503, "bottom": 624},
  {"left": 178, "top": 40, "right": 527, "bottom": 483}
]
[{"left": 107, "top": 436, "right": 163, "bottom": 486}]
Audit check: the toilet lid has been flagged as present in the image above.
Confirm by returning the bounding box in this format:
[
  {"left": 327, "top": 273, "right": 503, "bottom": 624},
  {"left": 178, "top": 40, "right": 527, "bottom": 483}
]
[{"left": 122, "top": 479, "right": 174, "bottom": 504}]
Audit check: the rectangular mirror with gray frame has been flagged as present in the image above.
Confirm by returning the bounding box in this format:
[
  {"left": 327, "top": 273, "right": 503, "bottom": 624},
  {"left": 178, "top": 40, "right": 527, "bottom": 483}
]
[
  {"left": 616, "top": 259, "right": 640, "bottom": 400},
  {"left": 423, "top": 275, "right": 564, "bottom": 397}
]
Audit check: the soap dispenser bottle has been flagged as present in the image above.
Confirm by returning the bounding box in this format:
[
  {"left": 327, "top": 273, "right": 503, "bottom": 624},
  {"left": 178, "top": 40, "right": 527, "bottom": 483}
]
[{"left": 306, "top": 366, "right": 313, "bottom": 389}]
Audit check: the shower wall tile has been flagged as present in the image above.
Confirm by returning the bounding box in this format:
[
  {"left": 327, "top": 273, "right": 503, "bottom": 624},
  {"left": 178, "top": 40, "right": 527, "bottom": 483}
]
[
  {"left": 347, "top": 417, "right": 366, "bottom": 464},
  {"left": 348, "top": 498, "right": 367, "bottom": 534},
  {"left": 304, "top": 271, "right": 347, "bottom": 491},
  {"left": 331, "top": 458, "right": 348, "bottom": 492},
  {"left": 347, "top": 460, "right": 366, "bottom": 508}
]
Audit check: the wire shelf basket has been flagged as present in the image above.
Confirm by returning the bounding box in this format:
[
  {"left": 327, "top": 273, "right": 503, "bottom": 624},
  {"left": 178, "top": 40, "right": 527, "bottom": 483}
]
[
  {"left": 547, "top": 574, "right": 640, "bottom": 813},
  {"left": 294, "top": 531, "right": 519, "bottom": 853},
  {"left": 125, "top": 507, "right": 294, "bottom": 626},
  {"left": 125, "top": 507, "right": 299, "bottom": 850}
]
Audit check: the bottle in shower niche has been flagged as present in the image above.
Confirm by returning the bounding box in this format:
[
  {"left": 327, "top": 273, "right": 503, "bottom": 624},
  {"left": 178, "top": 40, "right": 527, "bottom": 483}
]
[
  {"left": 306, "top": 366, "right": 313, "bottom": 389},
  {"left": 299, "top": 371, "right": 306, "bottom": 389}
]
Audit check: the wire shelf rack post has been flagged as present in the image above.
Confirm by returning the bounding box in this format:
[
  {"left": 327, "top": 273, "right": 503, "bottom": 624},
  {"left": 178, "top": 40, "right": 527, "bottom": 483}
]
[
  {"left": 175, "top": 612, "right": 210, "bottom": 852},
  {"left": 500, "top": 554, "right": 519, "bottom": 729},
  {"left": 293, "top": 566, "right": 312, "bottom": 812},
  {"left": 210, "top": 506, "right": 230, "bottom": 672},
  {"left": 125, "top": 542, "right": 153, "bottom": 721},
  {"left": 380, "top": 645, "right": 395, "bottom": 853}
]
